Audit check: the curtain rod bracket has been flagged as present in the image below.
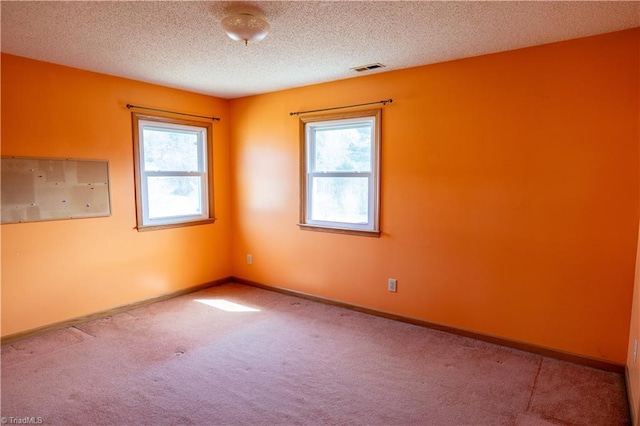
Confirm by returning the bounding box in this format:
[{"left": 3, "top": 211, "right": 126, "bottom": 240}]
[
  {"left": 126, "top": 104, "right": 221, "bottom": 121},
  {"left": 290, "top": 99, "right": 393, "bottom": 116}
]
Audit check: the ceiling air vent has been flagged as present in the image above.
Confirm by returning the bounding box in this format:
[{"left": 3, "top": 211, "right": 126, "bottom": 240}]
[{"left": 351, "top": 63, "right": 386, "bottom": 73}]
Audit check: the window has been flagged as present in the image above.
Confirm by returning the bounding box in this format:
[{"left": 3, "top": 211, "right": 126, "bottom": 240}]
[
  {"left": 132, "top": 113, "right": 215, "bottom": 230},
  {"left": 299, "top": 109, "right": 381, "bottom": 237}
]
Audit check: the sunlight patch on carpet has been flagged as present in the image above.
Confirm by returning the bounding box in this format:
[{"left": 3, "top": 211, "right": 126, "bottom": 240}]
[{"left": 194, "top": 298, "right": 260, "bottom": 312}]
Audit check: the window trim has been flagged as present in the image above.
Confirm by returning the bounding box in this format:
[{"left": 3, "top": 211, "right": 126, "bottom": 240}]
[
  {"left": 132, "top": 113, "right": 215, "bottom": 231},
  {"left": 298, "top": 109, "right": 381, "bottom": 237}
]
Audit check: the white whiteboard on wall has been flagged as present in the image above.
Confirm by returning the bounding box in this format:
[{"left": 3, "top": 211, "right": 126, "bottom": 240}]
[{"left": 1, "top": 156, "right": 111, "bottom": 224}]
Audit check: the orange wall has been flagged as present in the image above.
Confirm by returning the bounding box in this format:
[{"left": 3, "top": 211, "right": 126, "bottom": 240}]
[
  {"left": 628, "top": 229, "right": 640, "bottom": 424},
  {"left": 229, "top": 29, "right": 640, "bottom": 364},
  {"left": 1, "top": 54, "right": 232, "bottom": 336},
  {"left": 627, "top": 58, "right": 640, "bottom": 423}
]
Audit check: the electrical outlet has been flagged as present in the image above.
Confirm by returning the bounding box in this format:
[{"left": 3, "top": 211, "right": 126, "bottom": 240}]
[
  {"left": 246, "top": 254, "right": 253, "bottom": 265},
  {"left": 634, "top": 339, "right": 638, "bottom": 363},
  {"left": 388, "top": 278, "right": 397, "bottom": 292}
]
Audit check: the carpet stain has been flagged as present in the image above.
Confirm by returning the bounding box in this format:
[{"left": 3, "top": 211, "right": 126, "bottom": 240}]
[
  {"left": 526, "top": 357, "right": 544, "bottom": 412},
  {"left": 3, "top": 328, "right": 90, "bottom": 367},
  {"left": 72, "top": 326, "right": 97, "bottom": 339},
  {"left": 74, "top": 312, "right": 138, "bottom": 337},
  {"left": 528, "top": 358, "right": 631, "bottom": 425}
]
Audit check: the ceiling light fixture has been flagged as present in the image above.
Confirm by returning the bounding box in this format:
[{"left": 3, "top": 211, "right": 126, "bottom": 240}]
[{"left": 221, "top": 13, "right": 270, "bottom": 46}]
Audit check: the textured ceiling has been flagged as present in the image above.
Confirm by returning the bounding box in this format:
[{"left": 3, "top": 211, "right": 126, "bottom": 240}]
[{"left": 2, "top": 1, "right": 639, "bottom": 99}]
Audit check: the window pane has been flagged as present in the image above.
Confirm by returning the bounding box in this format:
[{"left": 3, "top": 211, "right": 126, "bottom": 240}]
[
  {"left": 310, "top": 176, "right": 368, "bottom": 224},
  {"left": 314, "top": 125, "right": 372, "bottom": 172},
  {"left": 143, "top": 128, "right": 200, "bottom": 172},
  {"left": 147, "top": 176, "right": 204, "bottom": 219}
]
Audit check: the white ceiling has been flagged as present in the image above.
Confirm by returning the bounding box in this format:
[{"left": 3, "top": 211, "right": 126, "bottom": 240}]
[{"left": 2, "top": 1, "right": 639, "bottom": 99}]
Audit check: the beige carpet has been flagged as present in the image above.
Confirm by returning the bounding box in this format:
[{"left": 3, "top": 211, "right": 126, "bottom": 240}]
[{"left": 1, "top": 283, "right": 630, "bottom": 425}]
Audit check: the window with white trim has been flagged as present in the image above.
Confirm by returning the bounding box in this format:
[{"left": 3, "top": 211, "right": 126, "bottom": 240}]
[
  {"left": 299, "top": 109, "right": 381, "bottom": 237},
  {"left": 132, "top": 114, "right": 215, "bottom": 230}
]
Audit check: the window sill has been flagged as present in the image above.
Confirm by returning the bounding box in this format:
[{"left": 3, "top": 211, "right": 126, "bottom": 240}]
[
  {"left": 136, "top": 217, "right": 217, "bottom": 232},
  {"left": 297, "top": 223, "right": 380, "bottom": 238}
]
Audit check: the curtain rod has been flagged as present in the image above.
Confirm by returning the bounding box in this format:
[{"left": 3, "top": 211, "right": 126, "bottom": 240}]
[
  {"left": 126, "top": 104, "right": 221, "bottom": 121},
  {"left": 290, "top": 99, "right": 393, "bottom": 116}
]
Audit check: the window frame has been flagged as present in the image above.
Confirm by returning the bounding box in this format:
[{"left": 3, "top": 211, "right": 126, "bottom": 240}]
[
  {"left": 132, "top": 113, "right": 215, "bottom": 231},
  {"left": 298, "top": 109, "right": 381, "bottom": 237}
]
